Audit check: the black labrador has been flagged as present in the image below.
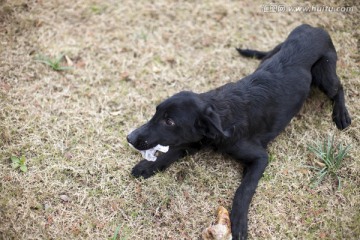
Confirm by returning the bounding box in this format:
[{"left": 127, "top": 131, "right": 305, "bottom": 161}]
[{"left": 127, "top": 24, "right": 351, "bottom": 240}]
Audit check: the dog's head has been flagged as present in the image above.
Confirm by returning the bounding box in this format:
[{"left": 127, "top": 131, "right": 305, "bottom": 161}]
[{"left": 127, "top": 91, "right": 230, "bottom": 150}]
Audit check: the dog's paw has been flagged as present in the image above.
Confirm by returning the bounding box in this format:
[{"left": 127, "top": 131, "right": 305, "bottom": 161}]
[
  {"left": 332, "top": 104, "right": 351, "bottom": 130},
  {"left": 131, "top": 160, "right": 157, "bottom": 179}
]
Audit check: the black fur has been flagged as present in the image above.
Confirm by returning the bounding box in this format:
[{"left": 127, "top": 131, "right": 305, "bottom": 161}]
[
  {"left": 236, "top": 48, "right": 267, "bottom": 59},
  {"left": 127, "top": 24, "right": 351, "bottom": 240}
]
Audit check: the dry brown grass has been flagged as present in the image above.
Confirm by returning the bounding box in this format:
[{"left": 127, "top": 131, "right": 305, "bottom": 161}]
[{"left": 0, "top": 0, "right": 359, "bottom": 239}]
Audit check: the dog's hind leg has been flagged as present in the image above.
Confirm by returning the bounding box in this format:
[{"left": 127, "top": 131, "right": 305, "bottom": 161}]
[{"left": 311, "top": 52, "right": 351, "bottom": 129}]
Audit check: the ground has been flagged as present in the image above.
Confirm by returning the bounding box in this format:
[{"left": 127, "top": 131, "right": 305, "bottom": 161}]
[{"left": 0, "top": 0, "right": 359, "bottom": 239}]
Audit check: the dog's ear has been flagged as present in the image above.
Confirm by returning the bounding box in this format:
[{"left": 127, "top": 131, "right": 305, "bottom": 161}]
[{"left": 196, "top": 106, "right": 230, "bottom": 139}]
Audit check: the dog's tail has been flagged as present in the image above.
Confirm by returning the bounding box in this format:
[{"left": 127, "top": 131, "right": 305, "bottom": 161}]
[{"left": 236, "top": 48, "right": 267, "bottom": 60}]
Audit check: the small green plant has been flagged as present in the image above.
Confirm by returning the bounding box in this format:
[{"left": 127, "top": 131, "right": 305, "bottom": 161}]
[
  {"left": 110, "top": 224, "right": 122, "bottom": 240},
  {"left": 36, "top": 54, "right": 72, "bottom": 71},
  {"left": 90, "top": 5, "right": 107, "bottom": 14},
  {"left": 137, "top": 31, "right": 147, "bottom": 41},
  {"left": 11, "top": 155, "right": 28, "bottom": 172},
  {"left": 306, "top": 135, "right": 351, "bottom": 190}
]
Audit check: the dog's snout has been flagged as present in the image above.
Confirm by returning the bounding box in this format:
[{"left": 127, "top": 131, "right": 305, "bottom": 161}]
[
  {"left": 127, "top": 131, "right": 137, "bottom": 145},
  {"left": 126, "top": 128, "right": 151, "bottom": 150}
]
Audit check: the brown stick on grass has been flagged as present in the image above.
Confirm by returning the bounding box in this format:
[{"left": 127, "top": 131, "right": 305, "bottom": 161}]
[{"left": 202, "top": 206, "right": 232, "bottom": 240}]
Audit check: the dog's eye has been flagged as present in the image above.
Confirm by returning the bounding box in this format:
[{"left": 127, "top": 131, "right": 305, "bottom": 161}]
[{"left": 165, "top": 118, "right": 175, "bottom": 126}]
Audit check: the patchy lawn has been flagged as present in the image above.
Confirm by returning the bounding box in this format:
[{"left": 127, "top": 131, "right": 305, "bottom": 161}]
[{"left": 0, "top": 0, "right": 359, "bottom": 239}]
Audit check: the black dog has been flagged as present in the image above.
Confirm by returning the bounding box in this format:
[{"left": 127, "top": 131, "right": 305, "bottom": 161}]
[{"left": 127, "top": 24, "right": 351, "bottom": 239}]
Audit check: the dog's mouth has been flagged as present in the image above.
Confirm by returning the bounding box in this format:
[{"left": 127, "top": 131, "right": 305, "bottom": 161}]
[
  {"left": 128, "top": 142, "right": 155, "bottom": 151},
  {"left": 126, "top": 131, "right": 172, "bottom": 151},
  {"left": 128, "top": 143, "right": 138, "bottom": 150},
  {"left": 126, "top": 134, "right": 157, "bottom": 150},
  {"left": 129, "top": 143, "right": 169, "bottom": 161}
]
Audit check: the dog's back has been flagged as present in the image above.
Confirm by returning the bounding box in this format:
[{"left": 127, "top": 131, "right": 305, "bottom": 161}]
[
  {"left": 275, "top": 24, "right": 334, "bottom": 68},
  {"left": 239, "top": 24, "right": 335, "bottom": 67}
]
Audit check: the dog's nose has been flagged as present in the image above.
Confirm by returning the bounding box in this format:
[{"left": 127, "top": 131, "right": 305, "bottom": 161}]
[{"left": 126, "top": 134, "right": 134, "bottom": 145}]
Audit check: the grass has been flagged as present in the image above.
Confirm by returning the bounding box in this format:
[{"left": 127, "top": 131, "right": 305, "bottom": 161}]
[
  {"left": 35, "top": 54, "right": 73, "bottom": 71},
  {"left": 90, "top": 5, "right": 107, "bottom": 15},
  {"left": 10, "top": 155, "right": 28, "bottom": 173},
  {"left": 110, "top": 224, "right": 122, "bottom": 240},
  {"left": 307, "top": 135, "right": 351, "bottom": 190},
  {"left": 0, "top": 0, "right": 359, "bottom": 239}
]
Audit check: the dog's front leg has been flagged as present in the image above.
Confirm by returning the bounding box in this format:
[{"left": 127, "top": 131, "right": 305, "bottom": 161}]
[
  {"left": 131, "top": 147, "right": 191, "bottom": 179},
  {"left": 227, "top": 141, "right": 268, "bottom": 240}
]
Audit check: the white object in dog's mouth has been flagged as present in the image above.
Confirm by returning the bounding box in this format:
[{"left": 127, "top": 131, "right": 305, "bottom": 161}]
[{"left": 129, "top": 143, "right": 169, "bottom": 161}]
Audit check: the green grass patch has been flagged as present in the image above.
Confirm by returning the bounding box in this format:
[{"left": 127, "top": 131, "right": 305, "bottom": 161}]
[
  {"left": 306, "top": 135, "right": 351, "bottom": 190},
  {"left": 90, "top": 5, "right": 107, "bottom": 14},
  {"left": 35, "top": 54, "right": 73, "bottom": 71},
  {"left": 11, "top": 155, "right": 28, "bottom": 172}
]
